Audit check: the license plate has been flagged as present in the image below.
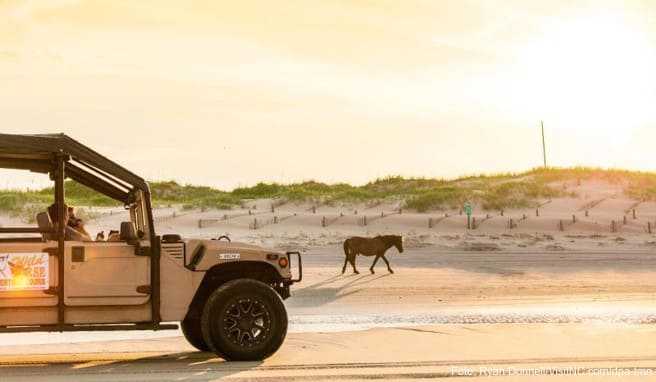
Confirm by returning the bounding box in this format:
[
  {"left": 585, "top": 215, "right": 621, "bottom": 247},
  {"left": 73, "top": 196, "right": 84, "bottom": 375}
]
[{"left": 0, "top": 253, "right": 49, "bottom": 291}]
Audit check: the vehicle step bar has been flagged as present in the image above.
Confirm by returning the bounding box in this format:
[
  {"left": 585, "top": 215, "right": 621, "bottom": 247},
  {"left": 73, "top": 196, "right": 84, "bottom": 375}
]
[{"left": 0, "top": 323, "right": 179, "bottom": 333}]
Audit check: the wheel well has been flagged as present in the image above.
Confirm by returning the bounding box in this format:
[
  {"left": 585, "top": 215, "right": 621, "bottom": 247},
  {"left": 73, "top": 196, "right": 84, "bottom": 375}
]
[{"left": 185, "top": 261, "right": 285, "bottom": 320}]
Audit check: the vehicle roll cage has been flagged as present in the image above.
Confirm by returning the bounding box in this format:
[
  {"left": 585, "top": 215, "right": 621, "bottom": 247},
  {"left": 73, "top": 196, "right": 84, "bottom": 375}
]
[{"left": 0, "top": 133, "right": 162, "bottom": 330}]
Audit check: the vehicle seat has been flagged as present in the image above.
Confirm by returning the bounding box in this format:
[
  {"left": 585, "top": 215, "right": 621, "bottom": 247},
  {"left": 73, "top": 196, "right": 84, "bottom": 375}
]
[
  {"left": 36, "top": 212, "right": 53, "bottom": 241},
  {"left": 120, "top": 221, "right": 138, "bottom": 242}
]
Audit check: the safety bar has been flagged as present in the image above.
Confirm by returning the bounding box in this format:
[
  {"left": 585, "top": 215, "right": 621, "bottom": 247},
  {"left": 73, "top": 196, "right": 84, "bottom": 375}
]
[
  {"left": 0, "top": 227, "right": 54, "bottom": 234},
  {"left": 286, "top": 251, "right": 303, "bottom": 283}
]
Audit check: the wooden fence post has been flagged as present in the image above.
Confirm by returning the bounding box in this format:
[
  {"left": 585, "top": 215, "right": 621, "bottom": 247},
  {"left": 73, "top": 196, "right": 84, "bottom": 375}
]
[
  {"left": 253, "top": 218, "right": 258, "bottom": 230},
  {"left": 428, "top": 217, "right": 433, "bottom": 228},
  {"left": 509, "top": 218, "right": 514, "bottom": 229},
  {"left": 536, "top": 208, "right": 539, "bottom": 217},
  {"left": 321, "top": 216, "right": 326, "bottom": 227},
  {"left": 648, "top": 221, "right": 652, "bottom": 234},
  {"left": 363, "top": 216, "right": 367, "bottom": 226},
  {"left": 198, "top": 219, "right": 203, "bottom": 229},
  {"left": 399, "top": 208, "right": 402, "bottom": 215},
  {"left": 623, "top": 215, "right": 628, "bottom": 225},
  {"left": 381, "top": 211, "right": 384, "bottom": 218},
  {"left": 585, "top": 210, "right": 589, "bottom": 217},
  {"left": 271, "top": 205, "right": 275, "bottom": 213},
  {"left": 472, "top": 217, "right": 477, "bottom": 229},
  {"left": 572, "top": 214, "right": 576, "bottom": 224},
  {"left": 248, "top": 209, "right": 252, "bottom": 215},
  {"left": 633, "top": 209, "right": 637, "bottom": 219},
  {"left": 273, "top": 216, "right": 278, "bottom": 224},
  {"left": 559, "top": 220, "right": 564, "bottom": 231},
  {"left": 312, "top": 206, "right": 316, "bottom": 214},
  {"left": 500, "top": 209, "right": 504, "bottom": 216},
  {"left": 611, "top": 220, "right": 616, "bottom": 233}
]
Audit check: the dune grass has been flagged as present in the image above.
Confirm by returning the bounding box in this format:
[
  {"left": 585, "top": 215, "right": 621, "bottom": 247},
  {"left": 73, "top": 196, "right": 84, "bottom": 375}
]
[
  {"left": 2, "top": 167, "right": 656, "bottom": 221},
  {"left": 0, "top": 190, "right": 53, "bottom": 217}
]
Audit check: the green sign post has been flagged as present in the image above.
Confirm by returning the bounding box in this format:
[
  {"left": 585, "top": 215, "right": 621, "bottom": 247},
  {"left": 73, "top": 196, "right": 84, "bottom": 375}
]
[{"left": 464, "top": 202, "right": 472, "bottom": 229}]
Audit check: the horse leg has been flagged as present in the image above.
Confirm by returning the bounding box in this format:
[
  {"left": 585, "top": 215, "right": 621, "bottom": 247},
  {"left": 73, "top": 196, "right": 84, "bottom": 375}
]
[
  {"left": 370, "top": 256, "right": 380, "bottom": 274},
  {"left": 350, "top": 254, "right": 359, "bottom": 274},
  {"left": 342, "top": 241, "right": 350, "bottom": 274},
  {"left": 381, "top": 255, "right": 394, "bottom": 274}
]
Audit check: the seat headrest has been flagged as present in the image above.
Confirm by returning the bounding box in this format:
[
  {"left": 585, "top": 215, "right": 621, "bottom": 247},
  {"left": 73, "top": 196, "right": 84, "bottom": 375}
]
[
  {"left": 36, "top": 212, "right": 52, "bottom": 228},
  {"left": 36, "top": 212, "right": 53, "bottom": 241},
  {"left": 120, "top": 222, "right": 137, "bottom": 241}
]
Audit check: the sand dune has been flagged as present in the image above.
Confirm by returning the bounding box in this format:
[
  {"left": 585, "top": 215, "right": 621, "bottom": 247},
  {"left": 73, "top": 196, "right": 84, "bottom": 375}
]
[
  {"left": 3, "top": 179, "right": 656, "bottom": 252},
  {"left": 76, "top": 181, "right": 654, "bottom": 253}
]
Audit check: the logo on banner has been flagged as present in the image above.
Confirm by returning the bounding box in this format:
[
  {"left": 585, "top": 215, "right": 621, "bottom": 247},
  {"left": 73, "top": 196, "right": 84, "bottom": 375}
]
[{"left": 0, "top": 253, "right": 49, "bottom": 291}]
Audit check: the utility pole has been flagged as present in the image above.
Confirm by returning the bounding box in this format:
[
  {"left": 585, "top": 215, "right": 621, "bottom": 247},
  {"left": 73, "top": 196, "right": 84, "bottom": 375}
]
[{"left": 541, "top": 120, "right": 547, "bottom": 168}]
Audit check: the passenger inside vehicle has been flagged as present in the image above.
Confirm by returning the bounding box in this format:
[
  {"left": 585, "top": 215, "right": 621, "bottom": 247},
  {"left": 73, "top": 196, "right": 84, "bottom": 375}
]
[
  {"left": 66, "top": 206, "right": 92, "bottom": 240},
  {"left": 45, "top": 203, "right": 93, "bottom": 242}
]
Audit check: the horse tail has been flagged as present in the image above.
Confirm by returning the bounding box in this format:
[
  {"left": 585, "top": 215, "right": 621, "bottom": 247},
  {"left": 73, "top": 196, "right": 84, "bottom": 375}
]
[{"left": 343, "top": 239, "right": 351, "bottom": 258}]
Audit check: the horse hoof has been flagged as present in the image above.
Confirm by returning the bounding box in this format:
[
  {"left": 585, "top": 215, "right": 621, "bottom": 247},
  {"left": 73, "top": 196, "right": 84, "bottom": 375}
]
[
  {"left": 354, "top": 271, "right": 360, "bottom": 274},
  {"left": 370, "top": 270, "right": 375, "bottom": 274},
  {"left": 389, "top": 270, "right": 394, "bottom": 274}
]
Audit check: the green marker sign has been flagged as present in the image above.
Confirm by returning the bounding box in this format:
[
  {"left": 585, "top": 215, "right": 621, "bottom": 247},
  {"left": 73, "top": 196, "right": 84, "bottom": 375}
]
[
  {"left": 464, "top": 202, "right": 472, "bottom": 216},
  {"left": 464, "top": 202, "right": 472, "bottom": 229}
]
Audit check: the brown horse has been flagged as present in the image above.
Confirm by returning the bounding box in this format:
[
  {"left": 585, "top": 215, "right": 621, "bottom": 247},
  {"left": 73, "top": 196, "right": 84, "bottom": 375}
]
[{"left": 342, "top": 235, "right": 403, "bottom": 274}]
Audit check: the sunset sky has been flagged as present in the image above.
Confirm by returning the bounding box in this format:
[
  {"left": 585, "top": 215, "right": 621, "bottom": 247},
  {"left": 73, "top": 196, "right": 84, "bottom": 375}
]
[{"left": 2, "top": 1, "right": 656, "bottom": 190}]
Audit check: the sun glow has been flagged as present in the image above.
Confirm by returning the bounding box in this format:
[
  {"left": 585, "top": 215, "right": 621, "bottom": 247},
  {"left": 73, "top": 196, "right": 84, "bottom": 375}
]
[
  {"left": 11, "top": 274, "right": 30, "bottom": 290},
  {"left": 512, "top": 11, "right": 656, "bottom": 136}
]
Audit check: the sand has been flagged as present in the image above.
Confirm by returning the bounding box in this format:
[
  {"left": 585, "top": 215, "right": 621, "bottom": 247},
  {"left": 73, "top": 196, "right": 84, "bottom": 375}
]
[
  {"left": 2, "top": 179, "right": 656, "bottom": 380},
  {"left": 2, "top": 324, "right": 656, "bottom": 381},
  {"left": 4, "top": 178, "right": 656, "bottom": 316},
  {"left": 54, "top": 179, "right": 656, "bottom": 254}
]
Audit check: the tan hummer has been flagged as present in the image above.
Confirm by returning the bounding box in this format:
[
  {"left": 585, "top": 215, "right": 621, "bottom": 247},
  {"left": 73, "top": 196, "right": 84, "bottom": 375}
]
[{"left": 0, "top": 134, "right": 302, "bottom": 361}]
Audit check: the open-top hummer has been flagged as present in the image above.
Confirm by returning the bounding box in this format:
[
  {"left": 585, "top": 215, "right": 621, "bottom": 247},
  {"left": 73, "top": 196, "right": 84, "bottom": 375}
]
[{"left": 0, "top": 133, "right": 302, "bottom": 360}]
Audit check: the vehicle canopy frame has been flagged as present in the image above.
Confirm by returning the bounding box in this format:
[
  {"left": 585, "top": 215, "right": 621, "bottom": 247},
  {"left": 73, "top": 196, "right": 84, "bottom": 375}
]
[{"left": 0, "top": 133, "right": 163, "bottom": 330}]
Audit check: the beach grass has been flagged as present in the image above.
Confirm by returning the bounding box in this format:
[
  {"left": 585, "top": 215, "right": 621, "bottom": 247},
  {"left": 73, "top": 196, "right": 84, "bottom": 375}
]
[{"left": 2, "top": 167, "right": 655, "bottom": 220}]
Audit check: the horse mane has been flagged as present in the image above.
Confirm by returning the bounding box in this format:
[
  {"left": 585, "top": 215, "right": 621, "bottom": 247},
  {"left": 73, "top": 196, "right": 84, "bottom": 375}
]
[{"left": 377, "top": 234, "right": 401, "bottom": 244}]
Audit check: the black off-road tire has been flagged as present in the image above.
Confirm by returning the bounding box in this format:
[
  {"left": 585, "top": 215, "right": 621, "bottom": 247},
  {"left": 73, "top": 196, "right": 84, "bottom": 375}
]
[
  {"left": 200, "top": 279, "right": 288, "bottom": 361},
  {"left": 181, "top": 316, "right": 210, "bottom": 352}
]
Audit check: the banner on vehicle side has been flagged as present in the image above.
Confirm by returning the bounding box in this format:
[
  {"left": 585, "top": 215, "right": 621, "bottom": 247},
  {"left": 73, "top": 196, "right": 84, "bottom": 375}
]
[{"left": 0, "top": 253, "right": 49, "bottom": 291}]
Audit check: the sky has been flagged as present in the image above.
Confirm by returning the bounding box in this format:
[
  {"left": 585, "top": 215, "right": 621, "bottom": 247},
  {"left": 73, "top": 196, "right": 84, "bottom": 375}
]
[{"left": 1, "top": 0, "right": 656, "bottom": 190}]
